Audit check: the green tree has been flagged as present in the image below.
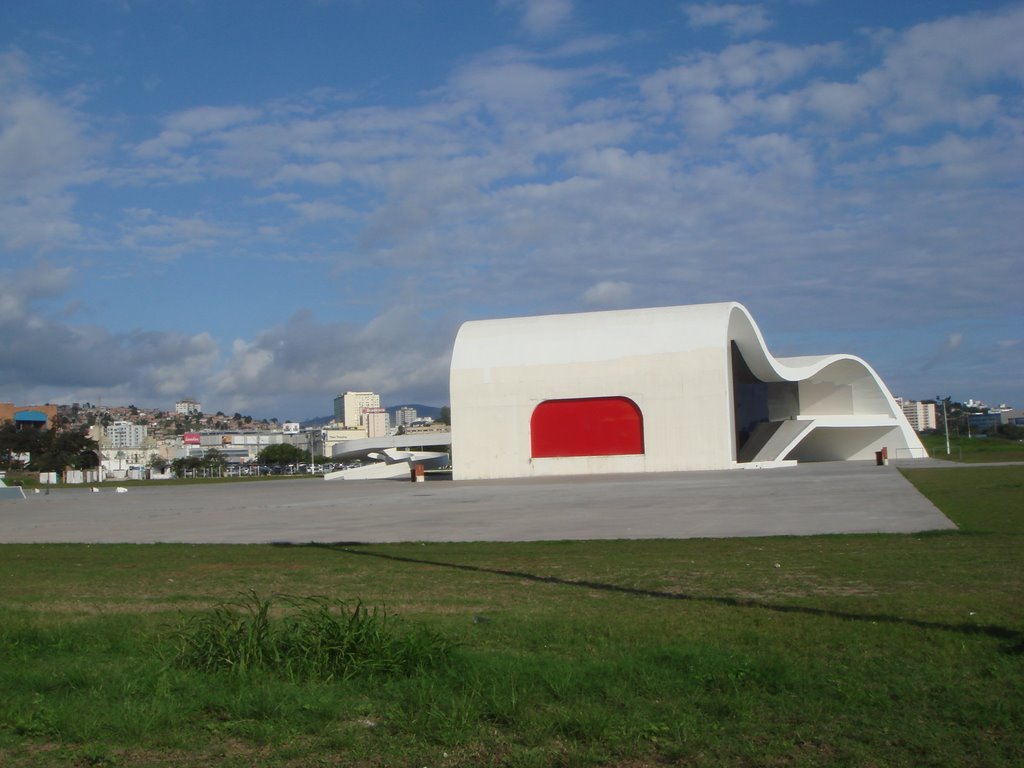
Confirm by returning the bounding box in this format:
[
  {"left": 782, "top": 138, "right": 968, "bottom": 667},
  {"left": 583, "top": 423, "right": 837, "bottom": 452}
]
[
  {"left": 203, "top": 448, "right": 228, "bottom": 474},
  {"left": 0, "top": 424, "right": 35, "bottom": 470},
  {"left": 258, "top": 443, "right": 309, "bottom": 466},
  {"left": 171, "top": 456, "right": 203, "bottom": 477},
  {"left": 438, "top": 406, "right": 451, "bottom": 425},
  {"left": 31, "top": 429, "right": 99, "bottom": 472}
]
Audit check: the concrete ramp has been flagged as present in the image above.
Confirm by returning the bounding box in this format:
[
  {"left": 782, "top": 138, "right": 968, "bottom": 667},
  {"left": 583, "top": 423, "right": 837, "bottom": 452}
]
[
  {"left": 0, "top": 479, "right": 27, "bottom": 501},
  {"left": 748, "top": 419, "right": 814, "bottom": 463},
  {"left": 323, "top": 451, "right": 449, "bottom": 481},
  {"left": 0, "top": 461, "right": 955, "bottom": 543}
]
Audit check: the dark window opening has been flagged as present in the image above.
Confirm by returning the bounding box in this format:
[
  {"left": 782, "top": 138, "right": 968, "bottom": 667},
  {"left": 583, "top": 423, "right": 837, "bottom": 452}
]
[{"left": 732, "top": 342, "right": 798, "bottom": 460}]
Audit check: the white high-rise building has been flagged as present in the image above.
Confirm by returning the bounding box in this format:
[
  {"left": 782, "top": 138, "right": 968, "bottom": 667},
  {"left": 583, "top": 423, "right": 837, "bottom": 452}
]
[
  {"left": 394, "top": 406, "right": 417, "bottom": 428},
  {"left": 339, "top": 391, "right": 380, "bottom": 428},
  {"left": 105, "top": 421, "right": 148, "bottom": 448},
  {"left": 175, "top": 399, "right": 201, "bottom": 415},
  {"left": 899, "top": 400, "right": 937, "bottom": 432}
]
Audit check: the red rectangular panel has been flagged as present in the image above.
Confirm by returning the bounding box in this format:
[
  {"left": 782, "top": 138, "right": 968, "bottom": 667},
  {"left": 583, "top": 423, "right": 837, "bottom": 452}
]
[{"left": 531, "top": 397, "right": 644, "bottom": 458}]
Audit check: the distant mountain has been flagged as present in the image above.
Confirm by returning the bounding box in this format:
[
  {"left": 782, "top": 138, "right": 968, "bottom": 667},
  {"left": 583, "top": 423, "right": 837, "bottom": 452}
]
[{"left": 300, "top": 404, "right": 445, "bottom": 429}]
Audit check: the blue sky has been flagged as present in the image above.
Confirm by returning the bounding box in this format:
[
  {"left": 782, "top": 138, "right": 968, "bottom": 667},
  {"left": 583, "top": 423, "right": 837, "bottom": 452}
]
[{"left": 1, "top": 0, "right": 1021, "bottom": 420}]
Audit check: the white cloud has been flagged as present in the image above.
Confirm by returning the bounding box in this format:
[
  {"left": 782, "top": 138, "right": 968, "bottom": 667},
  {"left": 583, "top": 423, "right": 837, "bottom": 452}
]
[
  {"left": 0, "top": 264, "right": 220, "bottom": 404},
  {"left": 134, "top": 106, "right": 260, "bottom": 158},
  {"left": 211, "top": 308, "right": 457, "bottom": 414},
  {"left": 0, "top": 48, "right": 97, "bottom": 250},
  {"left": 448, "top": 54, "right": 582, "bottom": 119},
  {"left": 0, "top": 261, "right": 73, "bottom": 321},
  {"left": 583, "top": 280, "right": 632, "bottom": 307},
  {"left": 3, "top": 5, "right": 1022, "bottom": 413},
  {"left": 498, "top": 0, "right": 573, "bottom": 37},
  {"left": 166, "top": 105, "right": 260, "bottom": 135},
  {"left": 680, "top": 92, "right": 736, "bottom": 140},
  {"left": 814, "top": 5, "right": 1024, "bottom": 134},
  {"left": 734, "top": 133, "right": 815, "bottom": 177},
  {"left": 803, "top": 81, "right": 874, "bottom": 124},
  {"left": 100, "top": 5, "right": 1024, "bottom": 335},
  {"left": 274, "top": 160, "right": 347, "bottom": 186},
  {"left": 642, "top": 41, "right": 841, "bottom": 110},
  {"left": 574, "top": 147, "right": 672, "bottom": 185},
  {"left": 895, "top": 132, "right": 1024, "bottom": 182},
  {"left": 684, "top": 3, "right": 772, "bottom": 38},
  {"left": 0, "top": 192, "right": 81, "bottom": 250},
  {"left": 133, "top": 129, "right": 192, "bottom": 159},
  {"left": 0, "top": 263, "right": 456, "bottom": 413},
  {"left": 289, "top": 199, "right": 358, "bottom": 222},
  {"left": 117, "top": 212, "right": 240, "bottom": 259}
]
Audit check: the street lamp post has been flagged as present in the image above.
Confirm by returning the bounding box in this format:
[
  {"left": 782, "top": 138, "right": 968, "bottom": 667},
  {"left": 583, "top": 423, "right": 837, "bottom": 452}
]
[{"left": 939, "top": 397, "right": 951, "bottom": 456}]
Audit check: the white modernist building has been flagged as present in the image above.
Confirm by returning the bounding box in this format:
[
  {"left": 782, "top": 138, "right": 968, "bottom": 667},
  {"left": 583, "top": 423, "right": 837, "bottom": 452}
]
[{"left": 449, "top": 302, "right": 926, "bottom": 481}]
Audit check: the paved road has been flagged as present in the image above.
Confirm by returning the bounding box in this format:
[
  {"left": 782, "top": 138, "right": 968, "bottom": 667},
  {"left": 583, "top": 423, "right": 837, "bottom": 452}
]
[{"left": 0, "top": 460, "right": 956, "bottom": 544}]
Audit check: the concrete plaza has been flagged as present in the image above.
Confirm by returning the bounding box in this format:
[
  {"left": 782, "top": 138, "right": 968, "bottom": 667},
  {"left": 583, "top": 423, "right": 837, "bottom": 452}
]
[{"left": 0, "top": 460, "right": 955, "bottom": 544}]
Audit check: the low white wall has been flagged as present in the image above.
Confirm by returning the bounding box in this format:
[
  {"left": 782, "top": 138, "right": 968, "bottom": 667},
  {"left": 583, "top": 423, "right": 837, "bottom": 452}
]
[{"left": 452, "top": 346, "right": 735, "bottom": 480}]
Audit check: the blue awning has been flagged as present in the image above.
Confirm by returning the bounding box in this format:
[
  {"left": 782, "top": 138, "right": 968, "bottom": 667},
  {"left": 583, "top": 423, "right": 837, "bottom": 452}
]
[{"left": 14, "top": 410, "right": 48, "bottom": 422}]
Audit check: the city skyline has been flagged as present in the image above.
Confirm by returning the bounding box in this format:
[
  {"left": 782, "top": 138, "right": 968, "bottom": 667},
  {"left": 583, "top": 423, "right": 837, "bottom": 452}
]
[{"left": 1, "top": 1, "right": 1021, "bottom": 419}]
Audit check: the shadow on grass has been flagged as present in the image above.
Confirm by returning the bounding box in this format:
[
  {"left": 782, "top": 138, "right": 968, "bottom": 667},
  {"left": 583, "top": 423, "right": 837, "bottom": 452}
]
[{"left": 280, "top": 542, "right": 1023, "bottom": 654}]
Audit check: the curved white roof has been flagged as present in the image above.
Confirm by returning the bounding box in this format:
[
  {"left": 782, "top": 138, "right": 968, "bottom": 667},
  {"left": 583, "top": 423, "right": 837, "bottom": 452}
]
[{"left": 451, "top": 302, "right": 739, "bottom": 370}]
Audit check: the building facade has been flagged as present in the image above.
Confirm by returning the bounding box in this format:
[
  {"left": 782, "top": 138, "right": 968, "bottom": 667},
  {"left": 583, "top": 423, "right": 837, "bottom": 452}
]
[
  {"left": 968, "top": 412, "right": 1003, "bottom": 433},
  {"left": 322, "top": 424, "right": 369, "bottom": 457},
  {"left": 450, "top": 302, "right": 926, "bottom": 481},
  {"left": 175, "top": 399, "right": 202, "bottom": 415},
  {"left": 0, "top": 403, "right": 57, "bottom": 430},
  {"left": 394, "top": 406, "right": 418, "bottom": 428},
  {"left": 363, "top": 407, "right": 390, "bottom": 438},
  {"left": 104, "top": 421, "right": 148, "bottom": 448},
  {"left": 338, "top": 391, "right": 380, "bottom": 428},
  {"left": 898, "top": 399, "right": 937, "bottom": 432}
]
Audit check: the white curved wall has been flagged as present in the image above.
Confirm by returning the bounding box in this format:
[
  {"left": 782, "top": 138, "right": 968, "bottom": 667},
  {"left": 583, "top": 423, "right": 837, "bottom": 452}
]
[{"left": 450, "top": 302, "right": 925, "bottom": 481}]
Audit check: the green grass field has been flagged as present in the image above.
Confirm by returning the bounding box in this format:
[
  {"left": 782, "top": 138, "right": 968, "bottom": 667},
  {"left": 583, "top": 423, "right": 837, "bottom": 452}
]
[
  {"left": 920, "top": 432, "right": 1024, "bottom": 462},
  {"left": 1, "top": 466, "right": 1021, "bottom": 766}
]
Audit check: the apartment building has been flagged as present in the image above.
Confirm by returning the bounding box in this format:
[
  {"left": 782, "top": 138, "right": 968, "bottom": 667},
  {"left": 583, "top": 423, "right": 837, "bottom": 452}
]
[
  {"left": 363, "top": 407, "right": 390, "bottom": 438},
  {"left": 175, "top": 398, "right": 202, "bottom": 415},
  {"left": 899, "top": 399, "right": 937, "bottom": 432},
  {"left": 105, "top": 420, "right": 148, "bottom": 448},
  {"left": 394, "top": 406, "right": 418, "bottom": 428},
  {"left": 336, "top": 391, "right": 381, "bottom": 428}
]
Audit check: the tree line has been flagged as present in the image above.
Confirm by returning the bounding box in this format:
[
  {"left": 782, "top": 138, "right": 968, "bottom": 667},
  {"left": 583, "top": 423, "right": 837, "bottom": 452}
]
[
  {"left": 0, "top": 424, "right": 99, "bottom": 473},
  {"left": 165, "top": 444, "right": 324, "bottom": 478}
]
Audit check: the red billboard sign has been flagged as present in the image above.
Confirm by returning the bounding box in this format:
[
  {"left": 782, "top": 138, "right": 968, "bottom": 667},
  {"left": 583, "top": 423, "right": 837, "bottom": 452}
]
[{"left": 183, "top": 432, "right": 201, "bottom": 445}]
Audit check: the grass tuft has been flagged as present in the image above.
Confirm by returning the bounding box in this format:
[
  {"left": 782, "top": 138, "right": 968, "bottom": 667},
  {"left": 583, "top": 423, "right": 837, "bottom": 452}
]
[{"left": 170, "top": 590, "right": 456, "bottom": 681}]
